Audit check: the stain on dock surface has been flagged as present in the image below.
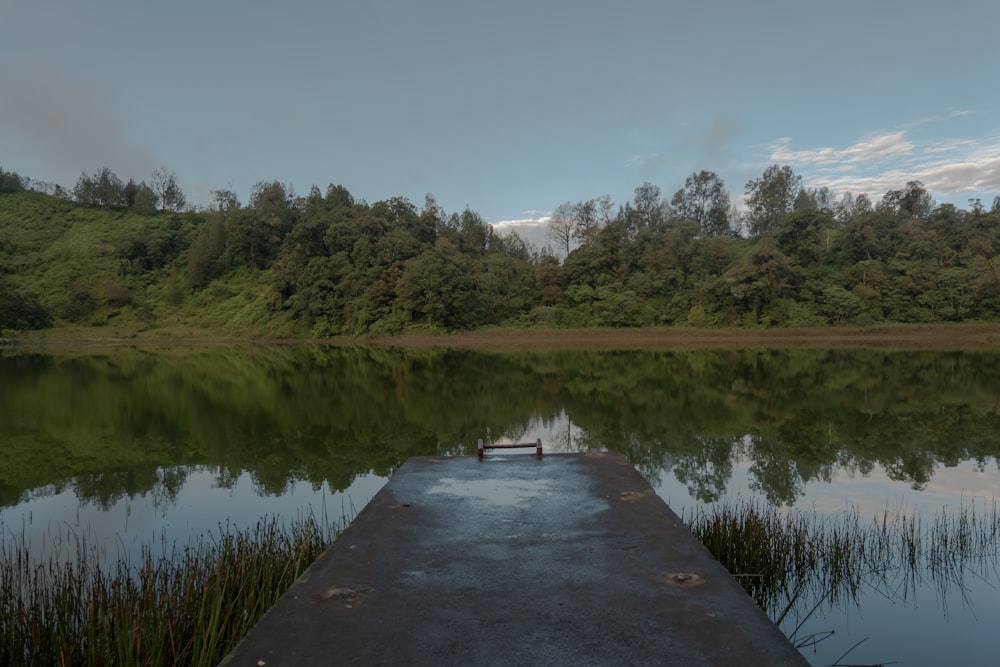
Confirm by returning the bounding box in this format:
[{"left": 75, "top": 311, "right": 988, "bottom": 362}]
[{"left": 221, "top": 453, "right": 806, "bottom": 666}]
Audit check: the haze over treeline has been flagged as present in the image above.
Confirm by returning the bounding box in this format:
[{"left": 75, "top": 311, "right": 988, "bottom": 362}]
[{"left": 2, "top": 164, "right": 1000, "bottom": 336}]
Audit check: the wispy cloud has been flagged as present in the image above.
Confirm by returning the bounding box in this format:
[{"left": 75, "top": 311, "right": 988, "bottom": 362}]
[
  {"left": 768, "top": 126, "right": 1000, "bottom": 202},
  {"left": 770, "top": 132, "right": 914, "bottom": 168},
  {"left": 630, "top": 115, "right": 746, "bottom": 177},
  {"left": 900, "top": 108, "right": 976, "bottom": 129},
  {"left": 492, "top": 215, "right": 551, "bottom": 230},
  {"left": 0, "top": 61, "right": 157, "bottom": 185}
]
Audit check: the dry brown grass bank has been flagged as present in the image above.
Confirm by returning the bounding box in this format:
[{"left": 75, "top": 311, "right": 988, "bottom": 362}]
[
  {"left": 9, "top": 323, "right": 1000, "bottom": 353},
  {"left": 355, "top": 324, "right": 1000, "bottom": 351}
]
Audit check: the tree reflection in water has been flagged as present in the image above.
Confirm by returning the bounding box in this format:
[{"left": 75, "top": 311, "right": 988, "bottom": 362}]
[{"left": 2, "top": 345, "right": 1000, "bottom": 666}]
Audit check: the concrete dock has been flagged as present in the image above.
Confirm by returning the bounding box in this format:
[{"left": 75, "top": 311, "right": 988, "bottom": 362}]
[{"left": 221, "top": 453, "right": 807, "bottom": 666}]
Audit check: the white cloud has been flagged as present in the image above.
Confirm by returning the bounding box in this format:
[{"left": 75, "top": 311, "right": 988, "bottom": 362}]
[
  {"left": 768, "top": 128, "right": 1000, "bottom": 203},
  {"left": 901, "top": 108, "right": 977, "bottom": 129},
  {"left": 922, "top": 138, "right": 979, "bottom": 155},
  {"left": 770, "top": 132, "right": 914, "bottom": 168},
  {"left": 491, "top": 216, "right": 551, "bottom": 230},
  {"left": 491, "top": 215, "right": 552, "bottom": 252}
]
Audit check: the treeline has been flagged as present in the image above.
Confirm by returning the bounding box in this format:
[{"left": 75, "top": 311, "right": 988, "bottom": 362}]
[{"left": 2, "top": 164, "right": 1000, "bottom": 335}]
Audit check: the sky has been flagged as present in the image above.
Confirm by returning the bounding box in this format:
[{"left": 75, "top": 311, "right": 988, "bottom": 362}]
[{"left": 2, "top": 0, "right": 999, "bottom": 249}]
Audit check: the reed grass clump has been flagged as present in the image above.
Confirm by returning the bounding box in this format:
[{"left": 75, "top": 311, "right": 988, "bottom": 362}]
[
  {"left": 686, "top": 498, "right": 1000, "bottom": 633},
  {"left": 0, "top": 515, "right": 336, "bottom": 667}
]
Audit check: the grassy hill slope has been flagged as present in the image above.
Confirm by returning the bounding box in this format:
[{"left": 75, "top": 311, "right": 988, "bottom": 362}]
[{"left": 0, "top": 191, "right": 299, "bottom": 338}]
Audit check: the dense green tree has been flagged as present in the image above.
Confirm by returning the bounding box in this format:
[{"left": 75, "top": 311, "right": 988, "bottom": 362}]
[
  {"left": 6, "top": 160, "right": 1000, "bottom": 333},
  {"left": 0, "top": 168, "right": 26, "bottom": 194},
  {"left": 411, "top": 194, "right": 442, "bottom": 245},
  {"left": 491, "top": 230, "right": 534, "bottom": 263},
  {"left": 132, "top": 182, "right": 158, "bottom": 215},
  {"left": 929, "top": 202, "right": 968, "bottom": 253},
  {"left": 475, "top": 252, "right": 534, "bottom": 323},
  {"left": 776, "top": 210, "right": 832, "bottom": 265},
  {"left": 880, "top": 180, "right": 933, "bottom": 220},
  {"left": 396, "top": 237, "right": 478, "bottom": 329},
  {"left": 0, "top": 279, "right": 51, "bottom": 330},
  {"left": 792, "top": 187, "right": 813, "bottom": 212},
  {"left": 221, "top": 181, "right": 296, "bottom": 271},
  {"left": 452, "top": 207, "right": 491, "bottom": 255},
  {"left": 122, "top": 178, "right": 139, "bottom": 208},
  {"left": 689, "top": 235, "right": 739, "bottom": 284},
  {"left": 624, "top": 219, "right": 699, "bottom": 298},
  {"left": 670, "top": 170, "right": 731, "bottom": 237},
  {"left": 818, "top": 286, "right": 862, "bottom": 323},
  {"left": 591, "top": 284, "right": 652, "bottom": 326},
  {"left": 534, "top": 254, "right": 562, "bottom": 306},
  {"left": 187, "top": 215, "right": 227, "bottom": 287},
  {"left": 562, "top": 218, "right": 628, "bottom": 290},
  {"left": 718, "top": 245, "right": 801, "bottom": 323},
  {"left": 249, "top": 180, "right": 295, "bottom": 233},
  {"left": 623, "top": 182, "right": 666, "bottom": 237},
  {"left": 74, "top": 167, "right": 125, "bottom": 209},
  {"left": 744, "top": 165, "right": 801, "bottom": 237},
  {"left": 115, "top": 216, "right": 189, "bottom": 276},
  {"left": 224, "top": 207, "right": 267, "bottom": 270}
]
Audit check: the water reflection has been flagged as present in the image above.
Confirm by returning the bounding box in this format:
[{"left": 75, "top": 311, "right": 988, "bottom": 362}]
[
  {"left": 2, "top": 345, "right": 1000, "bottom": 666},
  {"left": 2, "top": 466, "right": 387, "bottom": 568},
  {"left": 4, "top": 346, "right": 1000, "bottom": 508}
]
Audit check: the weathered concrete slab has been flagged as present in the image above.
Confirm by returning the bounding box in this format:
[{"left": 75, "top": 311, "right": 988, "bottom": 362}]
[{"left": 221, "top": 453, "right": 806, "bottom": 666}]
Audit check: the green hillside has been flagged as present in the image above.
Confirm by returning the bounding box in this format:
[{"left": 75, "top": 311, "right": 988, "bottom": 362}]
[
  {"left": 0, "top": 188, "right": 296, "bottom": 337},
  {"left": 3, "top": 165, "right": 1000, "bottom": 338}
]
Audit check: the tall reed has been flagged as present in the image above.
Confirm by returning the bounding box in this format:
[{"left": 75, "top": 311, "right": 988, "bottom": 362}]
[
  {"left": 686, "top": 499, "right": 1000, "bottom": 632},
  {"left": 4, "top": 498, "right": 998, "bottom": 665},
  {"left": 0, "top": 515, "right": 336, "bottom": 667}
]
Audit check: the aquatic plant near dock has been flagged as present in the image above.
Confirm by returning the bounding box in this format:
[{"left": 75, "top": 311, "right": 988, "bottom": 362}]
[
  {"left": 4, "top": 498, "right": 998, "bottom": 665},
  {"left": 0, "top": 515, "right": 336, "bottom": 666},
  {"left": 686, "top": 499, "right": 1000, "bottom": 631}
]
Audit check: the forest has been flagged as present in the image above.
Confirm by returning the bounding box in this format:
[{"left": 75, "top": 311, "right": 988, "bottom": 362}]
[{"left": 2, "top": 164, "right": 1000, "bottom": 336}]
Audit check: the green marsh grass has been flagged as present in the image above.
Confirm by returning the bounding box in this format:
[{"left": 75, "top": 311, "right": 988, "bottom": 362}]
[
  {"left": 686, "top": 499, "right": 1000, "bottom": 645},
  {"left": 0, "top": 515, "right": 336, "bottom": 666},
  {"left": 4, "top": 498, "right": 998, "bottom": 665}
]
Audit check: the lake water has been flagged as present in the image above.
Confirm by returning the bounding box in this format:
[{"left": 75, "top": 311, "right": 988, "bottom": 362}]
[{"left": 2, "top": 345, "right": 999, "bottom": 666}]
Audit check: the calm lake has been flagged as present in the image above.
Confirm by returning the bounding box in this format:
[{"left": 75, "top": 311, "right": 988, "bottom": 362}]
[{"left": 2, "top": 344, "right": 999, "bottom": 666}]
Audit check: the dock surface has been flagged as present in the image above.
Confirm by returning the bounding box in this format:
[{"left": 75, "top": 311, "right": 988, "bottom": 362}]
[{"left": 221, "top": 453, "right": 806, "bottom": 666}]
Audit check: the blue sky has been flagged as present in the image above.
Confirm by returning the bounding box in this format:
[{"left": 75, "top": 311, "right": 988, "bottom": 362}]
[{"left": 2, "top": 0, "right": 998, "bottom": 247}]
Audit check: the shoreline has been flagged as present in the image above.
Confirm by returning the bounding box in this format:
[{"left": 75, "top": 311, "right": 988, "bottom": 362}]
[
  {"left": 6, "top": 323, "right": 1000, "bottom": 352},
  {"left": 358, "top": 323, "right": 1000, "bottom": 350}
]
